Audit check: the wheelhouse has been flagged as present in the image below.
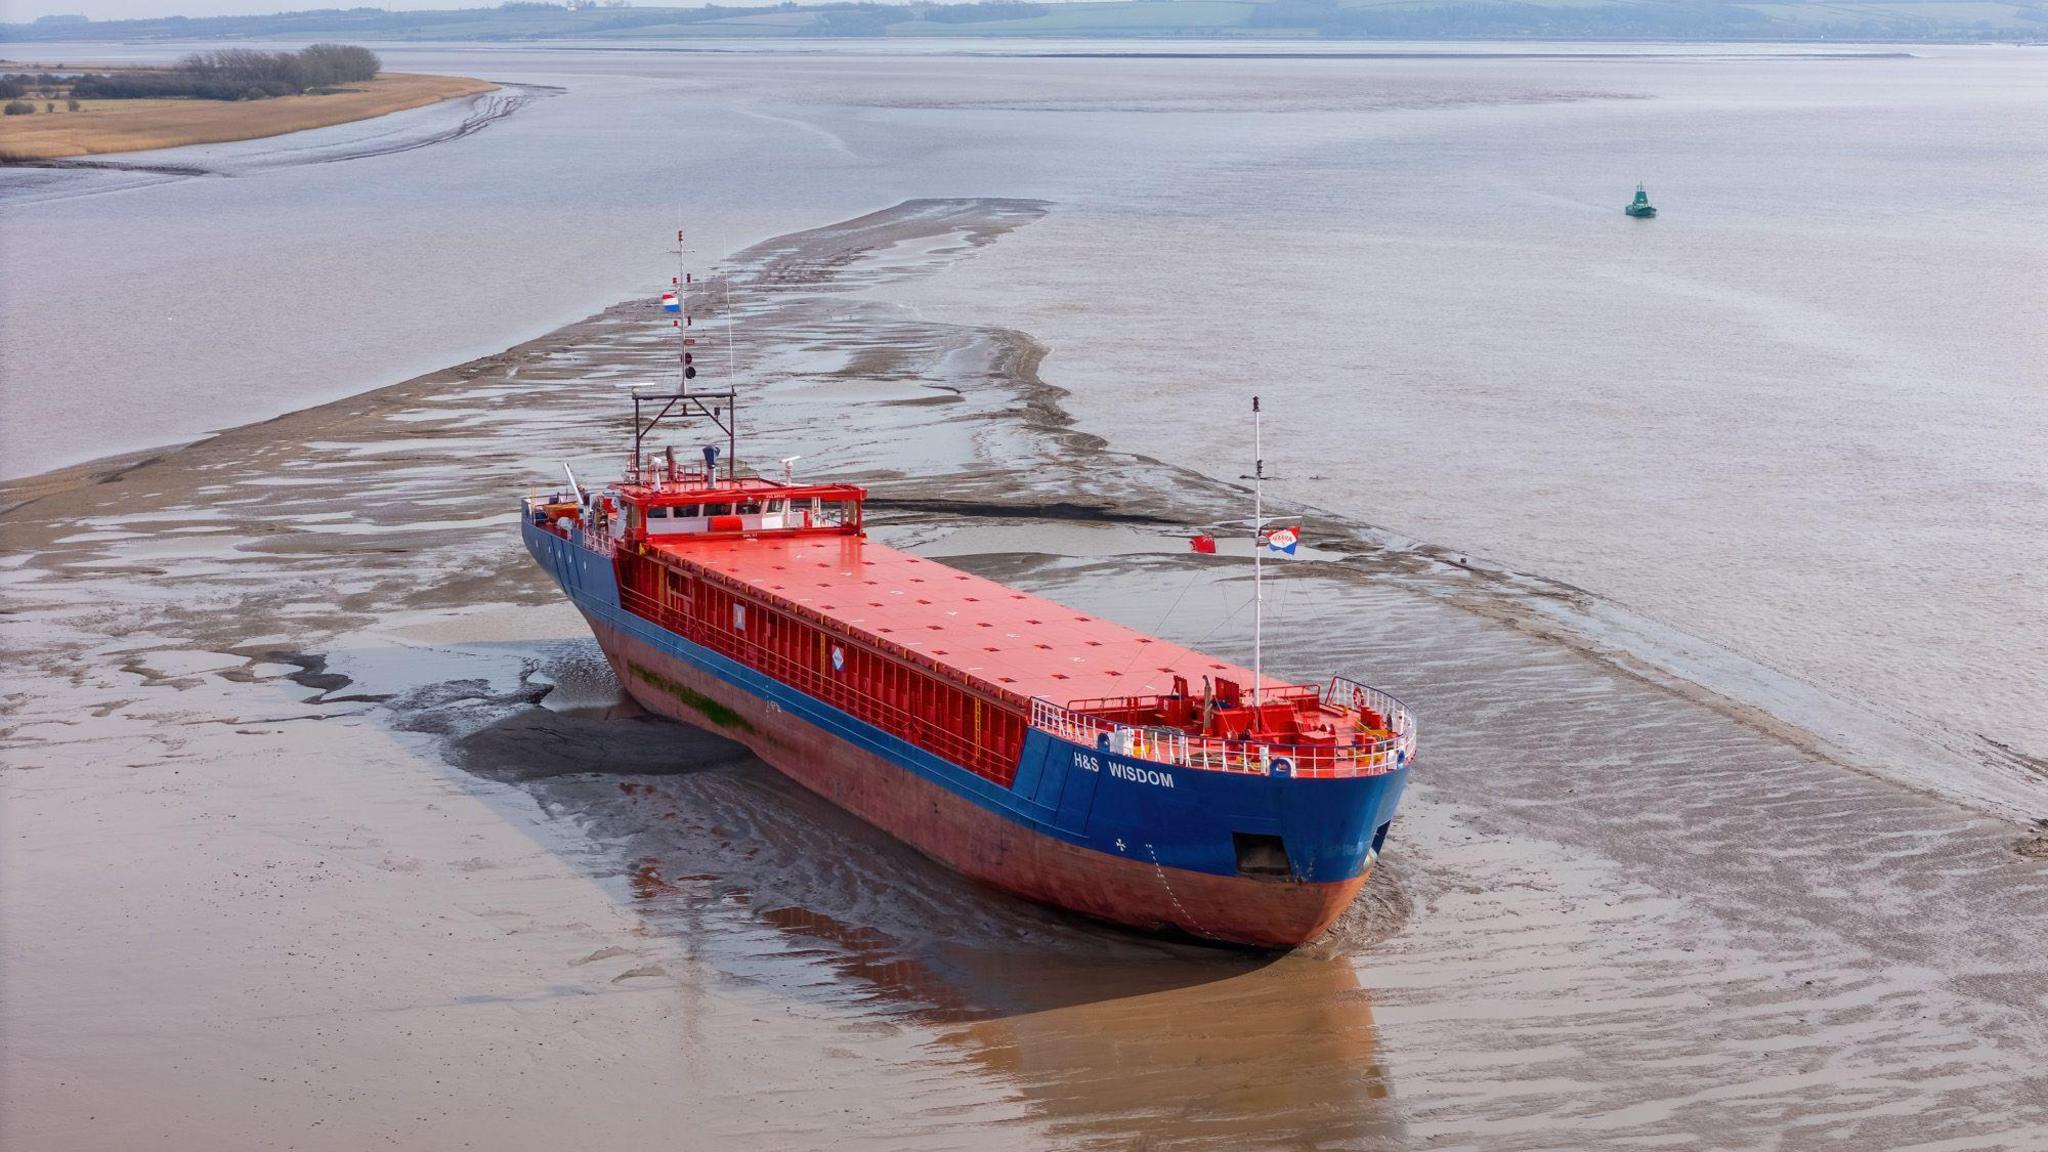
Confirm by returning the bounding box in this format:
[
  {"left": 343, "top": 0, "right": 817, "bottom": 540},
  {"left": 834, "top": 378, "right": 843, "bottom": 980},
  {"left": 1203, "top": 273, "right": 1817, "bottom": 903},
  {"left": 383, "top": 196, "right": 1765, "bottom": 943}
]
[{"left": 610, "top": 472, "right": 865, "bottom": 543}]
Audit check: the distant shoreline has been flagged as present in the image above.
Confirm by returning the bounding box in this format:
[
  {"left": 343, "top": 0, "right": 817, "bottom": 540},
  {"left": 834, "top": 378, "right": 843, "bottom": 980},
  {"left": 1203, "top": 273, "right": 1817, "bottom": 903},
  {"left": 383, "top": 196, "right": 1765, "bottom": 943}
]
[
  {"left": 0, "top": 71, "right": 495, "bottom": 161},
  {"left": 4, "top": 0, "right": 2042, "bottom": 45}
]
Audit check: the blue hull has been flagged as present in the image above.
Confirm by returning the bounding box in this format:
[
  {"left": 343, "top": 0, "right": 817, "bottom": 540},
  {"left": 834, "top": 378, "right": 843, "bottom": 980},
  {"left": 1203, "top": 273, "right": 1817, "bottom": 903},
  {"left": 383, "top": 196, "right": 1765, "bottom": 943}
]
[{"left": 526, "top": 518, "right": 1409, "bottom": 941}]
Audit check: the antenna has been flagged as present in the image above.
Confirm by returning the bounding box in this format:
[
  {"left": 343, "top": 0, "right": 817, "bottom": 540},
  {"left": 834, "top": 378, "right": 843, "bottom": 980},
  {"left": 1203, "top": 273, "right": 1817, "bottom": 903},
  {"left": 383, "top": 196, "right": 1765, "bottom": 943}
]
[
  {"left": 779, "top": 455, "right": 801, "bottom": 484},
  {"left": 721, "top": 227, "right": 738, "bottom": 385},
  {"left": 1252, "top": 395, "right": 1263, "bottom": 711},
  {"left": 719, "top": 227, "right": 740, "bottom": 471}
]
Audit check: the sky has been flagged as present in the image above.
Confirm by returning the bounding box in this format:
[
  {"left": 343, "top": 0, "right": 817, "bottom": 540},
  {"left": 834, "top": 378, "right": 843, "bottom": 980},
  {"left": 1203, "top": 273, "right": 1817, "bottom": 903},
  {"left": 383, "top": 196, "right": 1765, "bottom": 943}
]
[
  {"left": 0, "top": 0, "right": 817, "bottom": 25},
  {"left": 0, "top": 0, "right": 1015, "bottom": 24}
]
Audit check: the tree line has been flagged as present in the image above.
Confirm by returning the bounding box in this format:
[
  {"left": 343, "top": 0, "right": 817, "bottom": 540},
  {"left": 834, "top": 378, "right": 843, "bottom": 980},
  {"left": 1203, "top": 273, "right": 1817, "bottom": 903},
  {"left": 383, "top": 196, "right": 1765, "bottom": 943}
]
[
  {"left": 921, "top": 2, "right": 1050, "bottom": 23},
  {"left": 61, "top": 43, "right": 381, "bottom": 102}
]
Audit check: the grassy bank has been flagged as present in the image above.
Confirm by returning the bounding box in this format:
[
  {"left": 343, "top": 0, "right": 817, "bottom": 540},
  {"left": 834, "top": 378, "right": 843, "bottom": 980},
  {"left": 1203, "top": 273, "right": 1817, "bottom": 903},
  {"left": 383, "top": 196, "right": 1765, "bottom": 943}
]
[{"left": 0, "top": 72, "right": 495, "bottom": 161}]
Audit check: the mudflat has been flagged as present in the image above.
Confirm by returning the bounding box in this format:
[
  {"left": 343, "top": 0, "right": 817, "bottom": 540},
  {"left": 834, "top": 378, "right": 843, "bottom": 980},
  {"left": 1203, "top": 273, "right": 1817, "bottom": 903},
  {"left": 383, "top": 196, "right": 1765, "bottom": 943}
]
[
  {"left": 0, "top": 72, "right": 496, "bottom": 160},
  {"left": 2, "top": 200, "right": 2044, "bottom": 1150}
]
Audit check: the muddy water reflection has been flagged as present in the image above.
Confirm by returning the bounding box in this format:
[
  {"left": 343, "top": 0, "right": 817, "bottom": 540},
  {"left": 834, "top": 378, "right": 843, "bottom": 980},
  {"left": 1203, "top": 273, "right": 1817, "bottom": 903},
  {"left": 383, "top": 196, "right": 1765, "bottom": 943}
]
[
  {"left": 949, "top": 952, "right": 1394, "bottom": 1148},
  {"left": 440, "top": 658, "right": 1400, "bottom": 1145},
  {"left": 676, "top": 857, "right": 1398, "bottom": 1146}
]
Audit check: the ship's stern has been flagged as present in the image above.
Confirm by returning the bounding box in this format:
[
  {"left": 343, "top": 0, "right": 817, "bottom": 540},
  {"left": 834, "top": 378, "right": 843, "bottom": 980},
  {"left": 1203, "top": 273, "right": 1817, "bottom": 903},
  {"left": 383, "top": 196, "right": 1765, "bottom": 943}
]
[{"left": 1014, "top": 728, "right": 1411, "bottom": 947}]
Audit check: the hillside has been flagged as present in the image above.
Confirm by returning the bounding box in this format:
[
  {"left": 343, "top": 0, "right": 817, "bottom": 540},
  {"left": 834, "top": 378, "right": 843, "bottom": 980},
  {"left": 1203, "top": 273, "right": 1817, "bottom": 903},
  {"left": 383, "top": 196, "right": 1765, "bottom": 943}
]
[{"left": 5, "top": 0, "right": 2045, "bottom": 44}]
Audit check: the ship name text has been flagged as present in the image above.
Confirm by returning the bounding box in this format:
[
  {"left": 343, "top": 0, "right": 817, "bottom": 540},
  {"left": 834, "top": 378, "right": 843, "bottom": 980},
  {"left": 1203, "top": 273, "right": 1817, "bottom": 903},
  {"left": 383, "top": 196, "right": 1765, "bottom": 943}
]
[{"left": 1107, "top": 761, "right": 1176, "bottom": 789}]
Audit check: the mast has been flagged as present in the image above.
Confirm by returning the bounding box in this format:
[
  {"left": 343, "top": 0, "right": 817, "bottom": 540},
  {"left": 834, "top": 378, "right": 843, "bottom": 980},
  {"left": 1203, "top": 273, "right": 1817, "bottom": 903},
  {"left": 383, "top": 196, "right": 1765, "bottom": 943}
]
[
  {"left": 1253, "top": 394, "right": 1263, "bottom": 711},
  {"left": 674, "top": 224, "right": 693, "bottom": 395}
]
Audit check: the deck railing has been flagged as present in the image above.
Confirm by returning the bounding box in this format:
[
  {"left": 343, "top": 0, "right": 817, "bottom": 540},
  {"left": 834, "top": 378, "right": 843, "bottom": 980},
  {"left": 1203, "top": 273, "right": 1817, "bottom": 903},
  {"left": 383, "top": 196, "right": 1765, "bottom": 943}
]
[
  {"left": 526, "top": 494, "right": 613, "bottom": 552},
  {"left": 539, "top": 496, "right": 1414, "bottom": 783},
  {"left": 1029, "top": 677, "right": 1416, "bottom": 780}
]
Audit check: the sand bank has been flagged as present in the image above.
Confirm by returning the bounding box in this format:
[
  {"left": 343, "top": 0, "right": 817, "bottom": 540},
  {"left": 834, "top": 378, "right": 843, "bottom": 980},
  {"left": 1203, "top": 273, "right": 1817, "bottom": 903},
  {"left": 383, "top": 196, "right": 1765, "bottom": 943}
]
[
  {"left": 3, "top": 199, "right": 2044, "bottom": 1150},
  {"left": 0, "top": 72, "right": 497, "bottom": 161}
]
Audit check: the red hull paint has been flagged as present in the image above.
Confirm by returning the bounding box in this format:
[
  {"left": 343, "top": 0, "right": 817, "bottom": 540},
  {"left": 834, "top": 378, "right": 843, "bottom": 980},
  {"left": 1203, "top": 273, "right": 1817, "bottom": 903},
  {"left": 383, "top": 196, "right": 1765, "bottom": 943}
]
[{"left": 591, "top": 617, "right": 1367, "bottom": 947}]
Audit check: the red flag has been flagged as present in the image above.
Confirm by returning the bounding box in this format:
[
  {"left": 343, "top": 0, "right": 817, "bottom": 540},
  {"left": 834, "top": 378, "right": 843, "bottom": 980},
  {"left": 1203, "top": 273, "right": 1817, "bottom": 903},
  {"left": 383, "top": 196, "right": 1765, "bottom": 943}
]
[{"left": 1189, "top": 533, "right": 1216, "bottom": 554}]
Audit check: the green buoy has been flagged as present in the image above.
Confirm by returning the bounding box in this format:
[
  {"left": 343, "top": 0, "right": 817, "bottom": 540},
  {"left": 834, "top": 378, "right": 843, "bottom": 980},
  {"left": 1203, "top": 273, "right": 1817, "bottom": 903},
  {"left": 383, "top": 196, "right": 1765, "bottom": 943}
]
[{"left": 1626, "top": 184, "right": 1657, "bottom": 218}]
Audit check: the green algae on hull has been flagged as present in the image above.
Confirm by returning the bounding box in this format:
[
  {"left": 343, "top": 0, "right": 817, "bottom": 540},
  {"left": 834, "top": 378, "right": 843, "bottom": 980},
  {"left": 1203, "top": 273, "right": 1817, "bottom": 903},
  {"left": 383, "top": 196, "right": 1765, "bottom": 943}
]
[{"left": 631, "top": 661, "right": 756, "bottom": 732}]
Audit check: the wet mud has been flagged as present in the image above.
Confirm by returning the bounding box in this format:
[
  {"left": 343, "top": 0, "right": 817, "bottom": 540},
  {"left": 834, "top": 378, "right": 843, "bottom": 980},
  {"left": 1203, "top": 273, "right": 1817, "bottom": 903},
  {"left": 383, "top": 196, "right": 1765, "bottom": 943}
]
[
  {"left": 0, "top": 85, "right": 552, "bottom": 202},
  {"left": 4, "top": 198, "right": 2046, "bottom": 1151}
]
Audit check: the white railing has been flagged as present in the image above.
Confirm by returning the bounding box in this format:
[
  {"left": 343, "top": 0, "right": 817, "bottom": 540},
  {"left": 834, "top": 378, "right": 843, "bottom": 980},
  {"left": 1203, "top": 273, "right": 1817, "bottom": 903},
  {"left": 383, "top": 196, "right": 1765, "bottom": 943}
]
[
  {"left": 1031, "top": 695, "right": 1120, "bottom": 746},
  {"left": 1028, "top": 679, "right": 1417, "bottom": 779},
  {"left": 525, "top": 493, "right": 620, "bottom": 556}
]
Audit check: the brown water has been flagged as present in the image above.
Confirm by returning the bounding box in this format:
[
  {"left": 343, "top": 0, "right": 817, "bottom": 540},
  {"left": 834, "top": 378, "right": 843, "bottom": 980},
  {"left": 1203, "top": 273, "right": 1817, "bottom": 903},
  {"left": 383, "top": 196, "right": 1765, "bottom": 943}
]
[{"left": 5, "top": 201, "right": 2045, "bottom": 1150}]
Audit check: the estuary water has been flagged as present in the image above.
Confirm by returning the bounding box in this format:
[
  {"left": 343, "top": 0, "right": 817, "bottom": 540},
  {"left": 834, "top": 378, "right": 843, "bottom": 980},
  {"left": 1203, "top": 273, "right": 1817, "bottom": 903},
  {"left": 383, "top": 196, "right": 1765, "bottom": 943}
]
[
  {"left": 3, "top": 39, "right": 2042, "bottom": 814},
  {"left": 4, "top": 201, "right": 2044, "bottom": 1150},
  {"left": 5, "top": 60, "right": 2048, "bottom": 1141}
]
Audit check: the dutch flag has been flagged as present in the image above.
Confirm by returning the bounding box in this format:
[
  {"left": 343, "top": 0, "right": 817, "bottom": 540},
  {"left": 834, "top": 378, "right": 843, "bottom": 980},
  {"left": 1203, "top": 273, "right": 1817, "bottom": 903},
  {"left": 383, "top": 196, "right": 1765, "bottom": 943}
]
[
  {"left": 1266, "top": 526, "right": 1299, "bottom": 556},
  {"left": 661, "top": 292, "right": 681, "bottom": 313}
]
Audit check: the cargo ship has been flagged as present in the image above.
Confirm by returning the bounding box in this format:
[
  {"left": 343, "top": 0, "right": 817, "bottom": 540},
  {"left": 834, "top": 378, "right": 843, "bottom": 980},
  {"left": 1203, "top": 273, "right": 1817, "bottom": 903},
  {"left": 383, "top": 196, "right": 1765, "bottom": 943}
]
[{"left": 522, "top": 386, "right": 1414, "bottom": 947}]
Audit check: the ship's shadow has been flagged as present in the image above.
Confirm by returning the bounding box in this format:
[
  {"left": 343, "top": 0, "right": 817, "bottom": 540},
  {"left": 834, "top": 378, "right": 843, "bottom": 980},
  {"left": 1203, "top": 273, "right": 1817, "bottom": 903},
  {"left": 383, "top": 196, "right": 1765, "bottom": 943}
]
[
  {"left": 385, "top": 623, "right": 1402, "bottom": 1146},
  {"left": 403, "top": 644, "right": 1295, "bottom": 1019}
]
